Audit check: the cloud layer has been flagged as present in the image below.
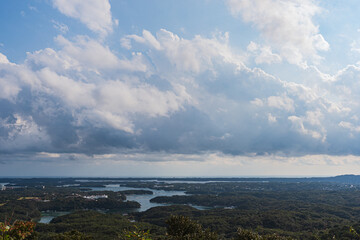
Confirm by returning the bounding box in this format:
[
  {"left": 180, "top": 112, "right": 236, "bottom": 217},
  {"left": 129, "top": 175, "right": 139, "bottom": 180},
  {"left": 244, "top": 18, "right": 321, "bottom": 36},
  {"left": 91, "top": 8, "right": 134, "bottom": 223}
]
[{"left": 1, "top": 24, "right": 360, "bottom": 162}]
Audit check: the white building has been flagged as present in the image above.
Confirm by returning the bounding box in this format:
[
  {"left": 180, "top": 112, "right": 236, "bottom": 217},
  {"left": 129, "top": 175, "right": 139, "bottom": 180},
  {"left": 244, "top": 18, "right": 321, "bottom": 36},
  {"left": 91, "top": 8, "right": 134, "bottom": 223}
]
[{"left": 0, "top": 184, "right": 6, "bottom": 191}]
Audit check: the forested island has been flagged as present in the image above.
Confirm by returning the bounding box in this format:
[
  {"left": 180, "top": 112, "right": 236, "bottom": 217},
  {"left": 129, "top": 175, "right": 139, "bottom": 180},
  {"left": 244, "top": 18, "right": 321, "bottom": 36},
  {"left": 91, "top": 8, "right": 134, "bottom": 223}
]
[{"left": 2, "top": 176, "right": 360, "bottom": 239}]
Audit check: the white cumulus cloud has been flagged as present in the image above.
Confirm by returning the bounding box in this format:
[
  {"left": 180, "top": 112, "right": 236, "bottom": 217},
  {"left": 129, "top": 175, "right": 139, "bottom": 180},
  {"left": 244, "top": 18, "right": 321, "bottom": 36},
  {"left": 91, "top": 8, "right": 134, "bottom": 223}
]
[
  {"left": 52, "top": 0, "right": 114, "bottom": 36},
  {"left": 226, "top": 0, "right": 329, "bottom": 67},
  {"left": 0, "top": 52, "right": 10, "bottom": 64},
  {"left": 247, "top": 41, "right": 282, "bottom": 64}
]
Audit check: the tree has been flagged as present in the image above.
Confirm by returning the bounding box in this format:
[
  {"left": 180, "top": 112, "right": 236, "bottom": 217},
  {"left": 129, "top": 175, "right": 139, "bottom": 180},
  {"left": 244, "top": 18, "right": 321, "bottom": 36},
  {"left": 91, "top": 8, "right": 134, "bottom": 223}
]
[
  {"left": 166, "top": 215, "right": 218, "bottom": 240},
  {"left": 53, "top": 230, "right": 93, "bottom": 240},
  {"left": 121, "top": 226, "right": 152, "bottom": 240},
  {"left": 235, "top": 228, "right": 292, "bottom": 240}
]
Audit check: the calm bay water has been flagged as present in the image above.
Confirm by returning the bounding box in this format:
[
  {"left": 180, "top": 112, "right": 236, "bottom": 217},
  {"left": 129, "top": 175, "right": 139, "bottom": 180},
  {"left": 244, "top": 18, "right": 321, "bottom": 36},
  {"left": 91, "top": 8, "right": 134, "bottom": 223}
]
[
  {"left": 39, "top": 183, "right": 211, "bottom": 223},
  {"left": 39, "top": 211, "right": 71, "bottom": 224},
  {"left": 90, "top": 184, "right": 188, "bottom": 212}
]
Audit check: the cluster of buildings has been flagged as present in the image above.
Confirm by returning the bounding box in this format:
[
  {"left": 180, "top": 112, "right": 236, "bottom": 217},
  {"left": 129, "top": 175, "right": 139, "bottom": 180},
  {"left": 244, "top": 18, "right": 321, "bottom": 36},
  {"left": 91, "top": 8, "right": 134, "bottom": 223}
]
[
  {"left": 0, "top": 184, "right": 6, "bottom": 191},
  {"left": 83, "top": 194, "right": 108, "bottom": 200}
]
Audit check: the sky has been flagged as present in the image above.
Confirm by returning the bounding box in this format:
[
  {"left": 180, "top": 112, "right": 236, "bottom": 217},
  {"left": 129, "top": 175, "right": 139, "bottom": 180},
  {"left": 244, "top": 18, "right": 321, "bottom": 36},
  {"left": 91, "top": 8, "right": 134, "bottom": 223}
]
[{"left": 1, "top": 0, "right": 360, "bottom": 177}]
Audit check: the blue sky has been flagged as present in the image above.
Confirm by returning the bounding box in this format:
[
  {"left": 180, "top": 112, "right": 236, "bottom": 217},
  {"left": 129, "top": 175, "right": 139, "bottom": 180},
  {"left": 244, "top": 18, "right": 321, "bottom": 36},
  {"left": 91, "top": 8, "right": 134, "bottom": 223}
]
[{"left": 1, "top": 0, "right": 360, "bottom": 177}]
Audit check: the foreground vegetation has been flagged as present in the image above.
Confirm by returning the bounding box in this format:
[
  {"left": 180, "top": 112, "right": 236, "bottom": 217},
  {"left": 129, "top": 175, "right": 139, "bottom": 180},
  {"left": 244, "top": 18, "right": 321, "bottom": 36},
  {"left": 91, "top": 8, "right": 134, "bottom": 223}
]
[{"left": 2, "top": 212, "right": 360, "bottom": 239}]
